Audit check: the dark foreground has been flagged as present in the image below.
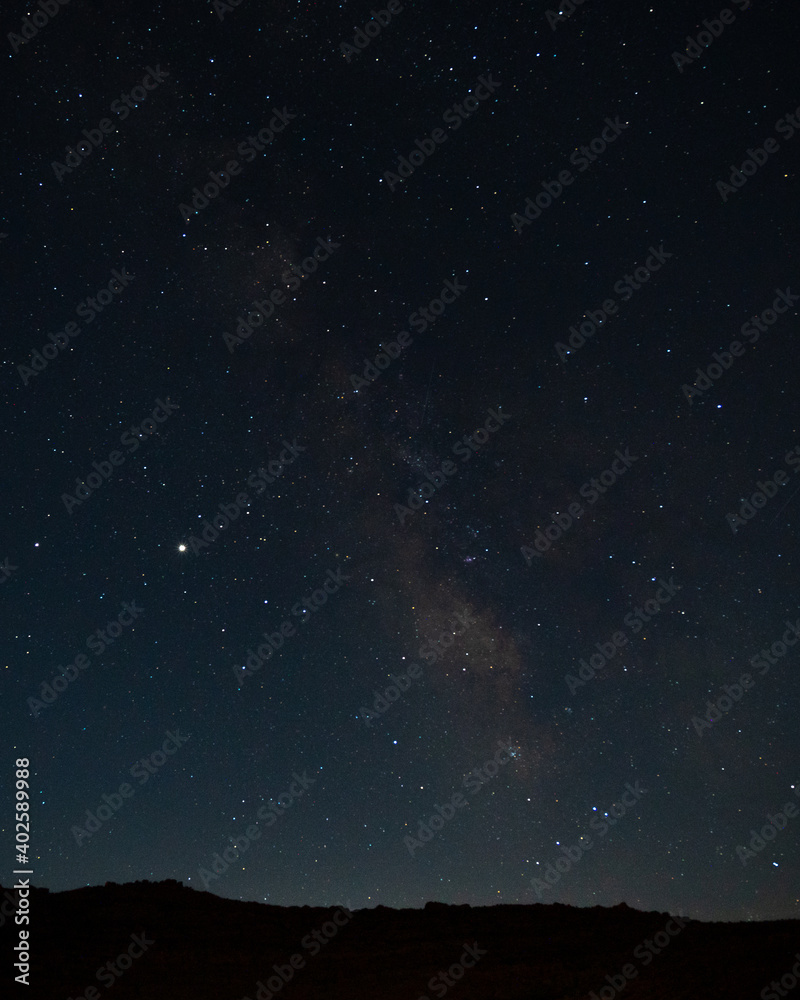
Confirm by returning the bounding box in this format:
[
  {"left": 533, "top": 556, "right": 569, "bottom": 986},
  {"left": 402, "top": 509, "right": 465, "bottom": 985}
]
[{"left": 2, "top": 880, "right": 798, "bottom": 1000}]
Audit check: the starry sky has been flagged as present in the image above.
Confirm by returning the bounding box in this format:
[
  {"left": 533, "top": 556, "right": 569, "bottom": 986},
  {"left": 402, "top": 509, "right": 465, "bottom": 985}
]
[{"left": 2, "top": 0, "right": 799, "bottom": 924}]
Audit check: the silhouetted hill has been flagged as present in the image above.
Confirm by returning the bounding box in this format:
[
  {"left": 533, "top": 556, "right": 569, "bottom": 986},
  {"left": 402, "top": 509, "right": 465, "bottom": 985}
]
[{"left": 2, "top": 880, "right": 799, "bottom": 999}]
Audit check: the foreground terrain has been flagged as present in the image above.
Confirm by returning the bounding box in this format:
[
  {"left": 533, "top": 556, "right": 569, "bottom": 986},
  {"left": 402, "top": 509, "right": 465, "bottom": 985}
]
[{"left": 2, "top": 880, "right": 798, "bottom": 999}]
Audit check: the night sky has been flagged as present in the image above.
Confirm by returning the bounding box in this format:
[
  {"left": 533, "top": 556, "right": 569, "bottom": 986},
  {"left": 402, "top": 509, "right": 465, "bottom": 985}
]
[{"left": 3, "top": 0, "right": 799, "bottom": 925}]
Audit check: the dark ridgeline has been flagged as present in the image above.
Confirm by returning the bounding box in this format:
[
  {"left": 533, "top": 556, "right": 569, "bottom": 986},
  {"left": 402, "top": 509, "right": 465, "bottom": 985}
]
[{"left": 1, "top": 880, "right": 798, "bottom": 999}]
